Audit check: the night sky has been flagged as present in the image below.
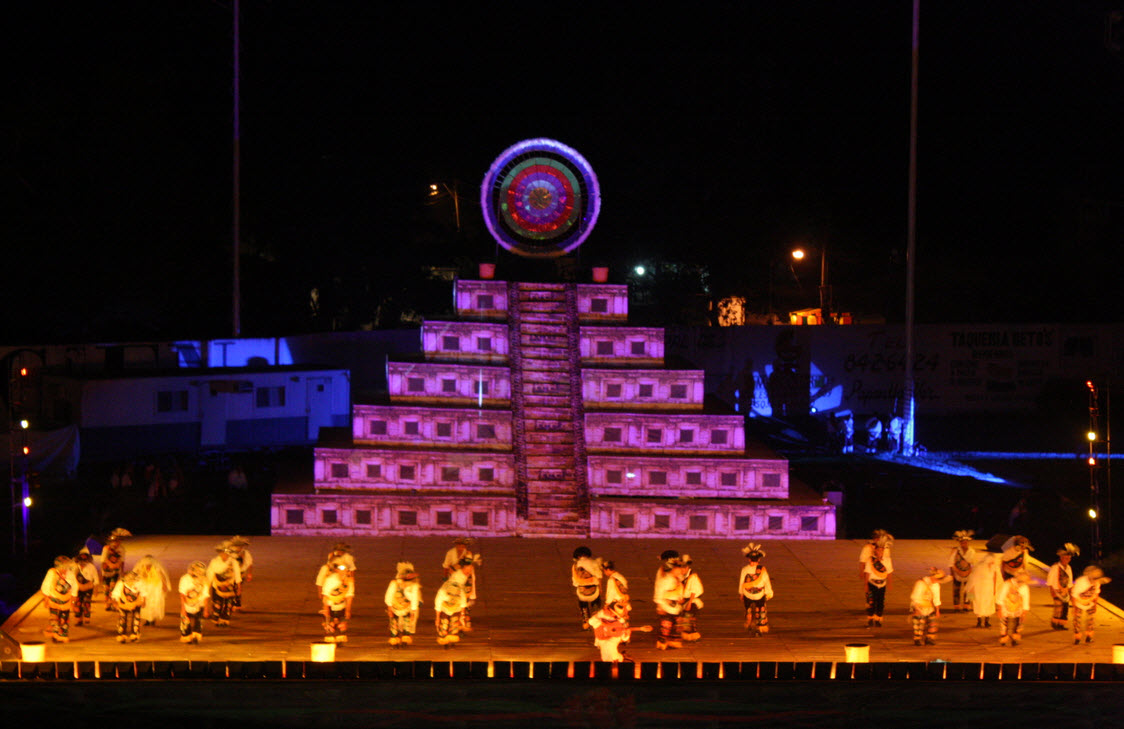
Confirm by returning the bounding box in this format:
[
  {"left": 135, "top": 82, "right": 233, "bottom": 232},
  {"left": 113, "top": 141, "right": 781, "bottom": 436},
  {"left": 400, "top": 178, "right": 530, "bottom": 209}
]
[{"left": 6, "top": 2, "right": 1123, "bottom": 343}]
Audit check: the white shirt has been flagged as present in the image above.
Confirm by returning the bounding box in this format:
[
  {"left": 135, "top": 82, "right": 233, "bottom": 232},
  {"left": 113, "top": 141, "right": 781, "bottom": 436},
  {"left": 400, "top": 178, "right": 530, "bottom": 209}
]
[
  {"left": 178, "top": 573, "right": 210, "bottom": 613},
  {"left": 997, "top": 579, "right": 1030, "bottom": 616},
  {"left": 321, "top": 572, "right": 354, "bottom": 611},
  {"left": 909, "top": 578, "right": 941, "bottom": 615},
  {"left": 1072, "top": 576, "right": 1101, "bottom": 610},
  {"left": 653, "top": 569, "right": 682, "bottom": 614},
  {"left": 605, "top": 572, "right": 629, "bottom": 604},
  {"left": 385, "top": 579, "right": 422, "bottom": 615},
  {"left": 738, "top": 564, "right": 774, "bottom": 600}
]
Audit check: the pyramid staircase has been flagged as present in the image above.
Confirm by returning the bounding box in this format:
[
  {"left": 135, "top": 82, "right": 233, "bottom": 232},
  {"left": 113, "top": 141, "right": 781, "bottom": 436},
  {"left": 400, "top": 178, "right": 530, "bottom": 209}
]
[{"left": 509, "top": 282, "right": 589, "bottom": 536}]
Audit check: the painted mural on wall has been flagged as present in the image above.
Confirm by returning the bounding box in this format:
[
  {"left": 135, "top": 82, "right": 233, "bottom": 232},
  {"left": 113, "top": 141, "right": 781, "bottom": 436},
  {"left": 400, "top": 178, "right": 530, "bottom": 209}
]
[{"left": 667, "top": 323, "right": 1120, "bottom": 419}]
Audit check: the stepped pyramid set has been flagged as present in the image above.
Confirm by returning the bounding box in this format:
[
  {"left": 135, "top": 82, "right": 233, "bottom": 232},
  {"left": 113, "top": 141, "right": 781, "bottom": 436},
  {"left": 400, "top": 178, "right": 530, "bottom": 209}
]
[{"left": 270, "top": 277, "right": 835, "bottom": 539}]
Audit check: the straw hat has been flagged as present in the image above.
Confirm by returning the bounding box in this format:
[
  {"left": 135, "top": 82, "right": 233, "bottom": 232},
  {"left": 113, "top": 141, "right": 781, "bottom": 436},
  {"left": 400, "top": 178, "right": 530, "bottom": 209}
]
[
  {"left": 742, "top": 542, "right": 766, "bottom": 560},
  {"left": 1057, "top": 543, "right": 1080, "bottom": 557}
]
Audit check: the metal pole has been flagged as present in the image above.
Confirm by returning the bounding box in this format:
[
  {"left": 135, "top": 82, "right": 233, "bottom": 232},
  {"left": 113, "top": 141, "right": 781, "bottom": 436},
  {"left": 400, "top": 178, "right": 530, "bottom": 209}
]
[
  {"left": 1107, "top": 383, "right": 1112, "bottom": 554},
  {"left": 1089, "top": 381, "right": 1102, "bottom": 560},
  {"left": 902, "top": 0, "right": 920, "bottom": 456},
  {"left": 232, "top": 0, "right": 242, "bottom": 337}
]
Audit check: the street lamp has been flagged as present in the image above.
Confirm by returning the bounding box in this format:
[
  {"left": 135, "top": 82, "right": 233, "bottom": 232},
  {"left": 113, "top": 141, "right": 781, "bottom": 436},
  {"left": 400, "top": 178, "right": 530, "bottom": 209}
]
[
  {"left": 429, "top": 182, "right": 461, "bottom": 233},
  {"left": 790, "top": 246, "right": 832, "bottom": 323}
]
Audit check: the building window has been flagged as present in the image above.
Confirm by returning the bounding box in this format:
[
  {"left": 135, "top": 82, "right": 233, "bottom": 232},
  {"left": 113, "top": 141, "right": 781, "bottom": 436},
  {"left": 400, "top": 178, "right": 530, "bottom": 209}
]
[
  {"left": 630, "top": 341, "right": 645, "bottom": 355},
  {"left": 801, "top": 516, "right": 820, "bottom": 532},
  {"left": 606, "top": 469, "right": 623, "bottom": 484},
  {"left": 591, "top": 298, "right": 608, "bottom": 313},
  {"left": 606, "top": 383, "right": 623, "bottom": 398},
  {"left": 369, "top": 419, "right": 388, "bottom": 436},
  {"left": 471, "top": 512, "right": 489, "bottom": 527},
  {"left": 477, "top": 337, "right": 492, "bottom": 352},
  {"left": 670, "top": 384, "right": 688, "bottom": 399},
  {"left": 763, "top": 473, "right": 781, "bottom": 489},
  {"left": 477, "top": 294, "right": 494, "bottom": 309},
  {"left": 399, "top": 465, "right": 416, "bottom": 480},
  {"left": 356, "top": 509, "right": 371, "bottom": 525},
  {"left": 734, "top": 515, "right": 751, "bottom": 531},
  {"left": 689, "top": 515, "right": 708, "bottom": 531},
  {"left": 330, "top": 463, "right": 349, "bottom": 478},
  {"left": 720, "top": 472, "right": 738, "bottom": 487},
  {"left": 646, "top": 429, "right": 662, "bottom": 444},
  {"left": 649, "top": 471, "right": 667, "bottom": 486},
  {"left": 476, "top": 423, "right": 496, "bottom": 439},
  {"left": 255, "top": 386, "right": 286, "bottom": 408},
  {"left": 679, "top": 429, "right": 695, "bottom": 443},
  {"left": 654, "top": 514, "right": 671, "bottom": 530},
  {"left": 442, "top": 335, "right": 460, "bottom": 351},
  {"left": 403, "top": 421, "right": 419, "bottom": 436},
  {"left": 596, "top": 341, "right": 613, "bottom": 356},
  {"left": 436, "top": 422, "right": 452, "bottom": 437},
  {"left": 321, "top": 509, "right": 337, "bottom": 524},
  {"left": 156, "top": 390, "right": 189, "bottom": 413},
  {"left": 768, "top": 515, "right": 784, "bottom": 531},
  {"left": 285, "top": 509, "right": 304, "bottom": 525},
  {"left": 604, "top": 427, "right": 622, "bottom": 443},
  {"left": 440, "top": 466, "right": 460, "bottom": 482},
  {"left": 686, "top": 471, "right": 702, "bottom": 485},
  {"left": 478, "top": 467, "right": 495, "bottom": 482},
  {"left": 711, "top": 429, "right": 728, "bottom": 445},
  {"left": 474, "top": 381, "right": 489, "bottom": 396},
  {"left": 397, "top": 510, "right": 417, "bottom": 526},
  {"left": 436, "top": 510, "right": 453, "bottom": 526},
  {"left": 407, "top": 377, "right": 425, "bottom": 393},
  {"left": 618, "top": 513, "right": 636, "bottom": 530},
  {"left": 442, "top": 378, "right": 457, "bottom": 393},
  {"left": 365, "top": 464, "right": 382, "bottom": 478},
  {"left": 638, "top": 383, "right": 653, "bottom": 398}
]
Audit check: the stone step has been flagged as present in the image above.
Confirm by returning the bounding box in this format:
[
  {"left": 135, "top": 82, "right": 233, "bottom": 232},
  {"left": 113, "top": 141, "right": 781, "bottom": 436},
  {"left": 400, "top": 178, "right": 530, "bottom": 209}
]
[
  {"left": 521, "top": 369, "right": 570, "bottom": 384},
  {"left": 517, "top": 346, "right": 570, "bottom": 361},
  {"left": 516, "top": 301, "right": 568, "bottom": 314},
  {"left": 525, "top": 466, "right": 580, "bottom": 480},
  {"left": 526, "top": 500, "right": 586, "bottom": 515},
  {"left": 524, "top": 432, "right": 575, "bottom": 445},
  {"left": 520, "top": 333, "right": 568, "bottom": 348},
  {"left": 516, "top": 293, "right": 567, "bottom": 306},
  {"left": 526, "top": 483, "right": 581, "bottom": 497},
  {"left": 519, "top": 359, "right": 571, "bottom": 373},
  {"left": 521, "top": 322, "right": 569, "bottom": 335},
  {"left": 525, "top": 468, "right": 577, "bottom": 482},
  {"left": 519, "top": 526, "right": 590, "bottom": 538},
  {"left": 525, "top": 513, "right": 587, "bottom": 527},
  {"left": 525, "top": 464, "right": 576, "bottom": 477},
  {"left": 525, "top": 448, "right": 576, "bottom": 463},
  {"left": 522, "top": 381, "right": 570, "bottom": 396},
  {"left": 523, "top": 394, "right": 572, "bottom": 409},
  {"left": 517, "top": 312, "right": 572, "bottom": 324},
  {"left": 524, "top": 416, "right": 574, "bottom": 430},
  {"left": 520, "top": 406, "right": 573, "bottom": 421}
]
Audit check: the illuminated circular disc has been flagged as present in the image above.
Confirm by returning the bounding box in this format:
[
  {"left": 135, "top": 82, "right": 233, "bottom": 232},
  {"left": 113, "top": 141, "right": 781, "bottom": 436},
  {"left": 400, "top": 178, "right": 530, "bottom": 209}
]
[{"left": 480, "top": 138, "right": 601, "bottom": 258}]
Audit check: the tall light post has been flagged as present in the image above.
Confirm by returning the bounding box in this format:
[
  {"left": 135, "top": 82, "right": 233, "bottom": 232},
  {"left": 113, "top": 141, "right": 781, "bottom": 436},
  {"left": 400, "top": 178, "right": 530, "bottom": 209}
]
[
  {"left": 790, "top": 246, "right": 832, "bottom": 322},
  {"left": 902, "top": 0, "right": 921, "bottom": 456},
  {"left": 429, "top": 182, "right": 461, "bottom": 233},
  {"left": 232, "top": 0, "right": 242, "bottom": 337}
]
